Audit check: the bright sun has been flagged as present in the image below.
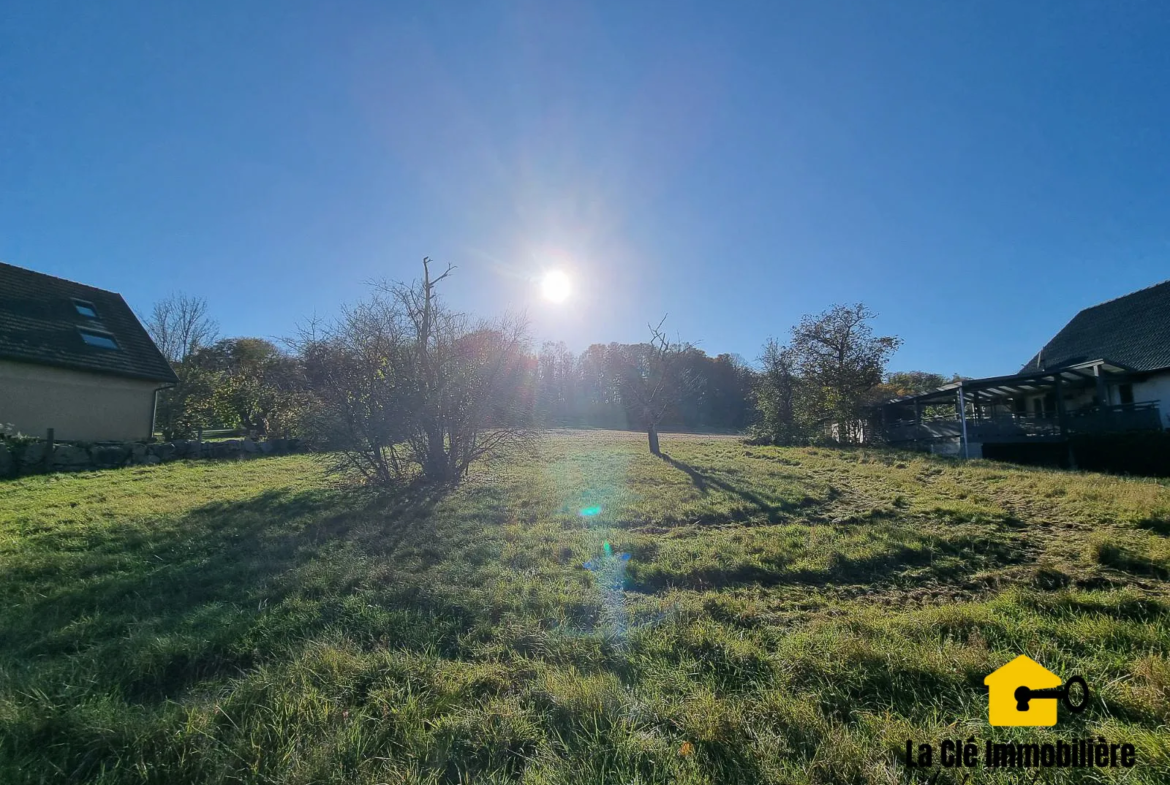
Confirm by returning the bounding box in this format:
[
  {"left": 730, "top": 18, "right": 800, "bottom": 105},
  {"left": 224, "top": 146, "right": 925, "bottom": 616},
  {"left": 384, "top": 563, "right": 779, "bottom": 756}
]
[{"left": 540, "top": 270, "right": 571, "bottom": 303}]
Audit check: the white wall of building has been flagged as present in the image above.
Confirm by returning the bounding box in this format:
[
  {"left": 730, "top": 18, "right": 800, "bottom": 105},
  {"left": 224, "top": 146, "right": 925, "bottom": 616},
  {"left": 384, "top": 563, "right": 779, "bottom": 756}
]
[
  {"left": 1133, "top": 371, "right": 1170, "bottom": 429},
  {"left": 1006, "top": 371, "right": 1170, "bottom": 427}
]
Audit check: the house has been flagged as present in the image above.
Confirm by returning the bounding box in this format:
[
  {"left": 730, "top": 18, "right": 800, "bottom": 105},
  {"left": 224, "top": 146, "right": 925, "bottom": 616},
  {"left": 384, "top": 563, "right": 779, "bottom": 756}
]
[
  {"left": 0, "top": 262, "right": 178, "bottom": 442},
  {"left": 984, "top": 655, "right": 1062, "bottom": 727},
  {"left": 1018, "top": 278, "right": 1170, "bottom": 410},
  {"left": 880, "top": 279, "right": 1170, "bottom": 456}
]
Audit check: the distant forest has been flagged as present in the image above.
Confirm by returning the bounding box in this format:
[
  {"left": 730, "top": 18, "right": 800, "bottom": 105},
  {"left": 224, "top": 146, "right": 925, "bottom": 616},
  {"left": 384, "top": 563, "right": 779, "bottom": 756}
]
[{"left": 526, "top": 341, "right": 754, "bottom": 431}]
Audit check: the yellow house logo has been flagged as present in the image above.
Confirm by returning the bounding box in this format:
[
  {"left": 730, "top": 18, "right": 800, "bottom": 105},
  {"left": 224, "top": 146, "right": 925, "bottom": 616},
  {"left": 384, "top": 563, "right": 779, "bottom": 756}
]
[{"left": 984, "top": 655, "right": 1089, "bottom": 726}]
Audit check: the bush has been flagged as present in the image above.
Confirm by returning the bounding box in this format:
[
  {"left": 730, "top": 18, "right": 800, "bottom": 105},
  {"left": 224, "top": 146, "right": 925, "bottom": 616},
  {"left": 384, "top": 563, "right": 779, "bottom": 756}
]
[{"left": 296, "top": 259, "right": 536, "bottom": 485}]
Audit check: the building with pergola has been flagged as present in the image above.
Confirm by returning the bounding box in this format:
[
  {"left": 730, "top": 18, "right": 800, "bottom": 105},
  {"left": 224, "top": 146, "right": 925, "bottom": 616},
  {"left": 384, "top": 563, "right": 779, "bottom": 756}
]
[{"left": 880, "top": 280, "right": 1170, "bottom": 458}]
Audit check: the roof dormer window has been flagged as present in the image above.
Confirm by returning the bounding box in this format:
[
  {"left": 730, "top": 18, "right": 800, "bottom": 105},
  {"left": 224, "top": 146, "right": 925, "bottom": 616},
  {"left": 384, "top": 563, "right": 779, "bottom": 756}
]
[
  {"left": 73, "top": 299, "right": 98, "bottom": 319},
  {"left": 79, "top": 328, "right": 119, "bottom": 350}
]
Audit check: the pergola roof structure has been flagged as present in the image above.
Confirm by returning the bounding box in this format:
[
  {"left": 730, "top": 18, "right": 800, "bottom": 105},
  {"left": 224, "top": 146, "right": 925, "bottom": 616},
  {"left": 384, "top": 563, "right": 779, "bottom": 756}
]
[{"left": 882, "top": 359, "right": 1132, "bottom": 409}]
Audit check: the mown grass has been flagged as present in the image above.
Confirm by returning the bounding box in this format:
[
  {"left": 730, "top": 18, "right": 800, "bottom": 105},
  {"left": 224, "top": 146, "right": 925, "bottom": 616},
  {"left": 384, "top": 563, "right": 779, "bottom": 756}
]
[{"left": 1, "top": 431, "right": 1168, "bottom": 784}]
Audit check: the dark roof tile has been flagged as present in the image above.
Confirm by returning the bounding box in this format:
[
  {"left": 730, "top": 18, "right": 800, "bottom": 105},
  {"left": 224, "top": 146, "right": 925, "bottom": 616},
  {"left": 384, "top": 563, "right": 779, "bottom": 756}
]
[
  {"left": 0, "top": 262, "right": 179, "bottom": 383},
  {"left": 1021, "top": 279, "right": 1170, "bottom": 373}
]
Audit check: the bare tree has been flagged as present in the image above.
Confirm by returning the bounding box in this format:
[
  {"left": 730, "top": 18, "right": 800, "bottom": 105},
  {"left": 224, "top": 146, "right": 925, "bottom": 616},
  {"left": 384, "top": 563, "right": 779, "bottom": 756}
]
[
  {"left": 145, "top": 294, "right": 218, "bottom": 363},
  {"left": 297, "top": 258, "right": 536, "bottom": 485},
  {"left": 617, "top": 316, "right": 695, "bottom": 456},
  {"left": 144, "top": 294, "right": 219, "bottom": 439}
]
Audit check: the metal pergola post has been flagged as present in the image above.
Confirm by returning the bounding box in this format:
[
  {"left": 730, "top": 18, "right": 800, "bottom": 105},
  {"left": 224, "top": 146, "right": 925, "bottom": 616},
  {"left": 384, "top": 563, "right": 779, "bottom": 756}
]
[
  {"left": 958, "top": 383, "right": 969, "bottom": 459},
  {"left": 1054, "top": 374, "right": 1069, "bottom": 438}
]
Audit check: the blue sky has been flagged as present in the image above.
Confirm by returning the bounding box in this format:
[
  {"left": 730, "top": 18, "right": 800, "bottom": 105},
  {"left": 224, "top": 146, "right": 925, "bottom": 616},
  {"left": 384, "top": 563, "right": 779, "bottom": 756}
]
[{"left": 3, "top": 2, "right": 1169, "bottom": 378}]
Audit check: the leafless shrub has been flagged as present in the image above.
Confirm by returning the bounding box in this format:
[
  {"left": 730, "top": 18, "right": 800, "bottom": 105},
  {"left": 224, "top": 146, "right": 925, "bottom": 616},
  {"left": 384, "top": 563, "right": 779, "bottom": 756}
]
[{"left": 295, "top": 258, "right": 537, "bottom": 485}]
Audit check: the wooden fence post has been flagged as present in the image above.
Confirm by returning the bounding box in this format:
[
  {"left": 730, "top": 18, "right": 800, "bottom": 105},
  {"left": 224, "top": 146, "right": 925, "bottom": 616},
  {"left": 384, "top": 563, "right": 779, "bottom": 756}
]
[{"left": 45, "top": 428, "right": 54, "bottom": 473}]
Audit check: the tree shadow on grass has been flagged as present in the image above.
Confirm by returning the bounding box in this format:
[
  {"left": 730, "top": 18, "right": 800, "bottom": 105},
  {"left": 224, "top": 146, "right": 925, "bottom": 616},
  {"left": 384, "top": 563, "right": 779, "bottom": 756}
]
[
  {"left": 1094, "top": 542, "right": 1170, "bottom": 580},
  {"left": 630, "top": 519, "right": 1027, "bottom": 594},
  {"left": 630, "top": 542, "right": 946, "bottom": 592},
  {"left": 1, "top": 481, "right": 459, "bottom": 705},
  {"left": 1136, "top": 516, "right": 1170, "bottom": 536},
  {"left": 659, "top": 453, "right": 799, "bottom": 523}
]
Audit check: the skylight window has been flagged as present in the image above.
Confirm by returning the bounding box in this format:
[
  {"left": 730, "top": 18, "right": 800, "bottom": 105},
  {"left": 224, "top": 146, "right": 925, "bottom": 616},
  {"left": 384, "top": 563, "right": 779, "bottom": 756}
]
[
  {"left": 79, "top": 329, "right": 119, "bottom": 350},
  {"left": 73, "top": 299, "right": 98, "bottom": 318}
]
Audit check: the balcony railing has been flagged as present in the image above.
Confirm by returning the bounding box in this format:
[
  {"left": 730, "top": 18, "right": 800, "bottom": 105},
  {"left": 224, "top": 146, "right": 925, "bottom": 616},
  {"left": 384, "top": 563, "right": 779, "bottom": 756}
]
[{"left": 1066, "top": 402, "right": 1163, "bottom": 434}]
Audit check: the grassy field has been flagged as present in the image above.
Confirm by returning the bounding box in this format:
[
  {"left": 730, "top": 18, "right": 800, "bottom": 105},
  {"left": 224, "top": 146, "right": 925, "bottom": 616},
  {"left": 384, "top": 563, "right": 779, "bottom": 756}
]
[{"left": 1, "top": 431, "right": 1168, "bottom": 784}]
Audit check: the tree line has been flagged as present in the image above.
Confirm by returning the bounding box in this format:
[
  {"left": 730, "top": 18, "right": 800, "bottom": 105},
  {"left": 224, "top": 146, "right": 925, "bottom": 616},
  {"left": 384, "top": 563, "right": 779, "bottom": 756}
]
[{"left": 146, "top": 259, "right": 950, "bottom": 484}]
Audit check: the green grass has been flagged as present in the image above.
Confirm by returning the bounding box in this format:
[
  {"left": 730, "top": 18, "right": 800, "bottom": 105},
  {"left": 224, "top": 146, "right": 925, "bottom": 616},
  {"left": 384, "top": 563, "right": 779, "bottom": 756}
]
[{"left": 1, "top": 430, "right": 1169, "bottom": 783}]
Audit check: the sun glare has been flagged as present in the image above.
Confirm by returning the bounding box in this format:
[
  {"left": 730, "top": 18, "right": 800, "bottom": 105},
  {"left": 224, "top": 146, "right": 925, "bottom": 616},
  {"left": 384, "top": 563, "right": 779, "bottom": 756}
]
[{"left": 541, "top": 270, "right": 571, "bottom": 303}]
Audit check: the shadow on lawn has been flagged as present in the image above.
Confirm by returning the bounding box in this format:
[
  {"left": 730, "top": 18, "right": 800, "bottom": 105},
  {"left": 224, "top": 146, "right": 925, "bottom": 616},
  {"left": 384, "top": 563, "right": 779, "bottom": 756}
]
[
  {"left": 659, "top": 453, "right": 788, "bottom": 522},
  {"left": 2, "top": 481, "right": 456, "bottom": 704},
  {"left": 632, "top": 453, "right": 1029, "bottom": 592},
  {"left": 631, "top": 532, "right": 1025, "bottom": 593},
  {"left": 630, "top": 542, "right": 940, "bottom": 592}
]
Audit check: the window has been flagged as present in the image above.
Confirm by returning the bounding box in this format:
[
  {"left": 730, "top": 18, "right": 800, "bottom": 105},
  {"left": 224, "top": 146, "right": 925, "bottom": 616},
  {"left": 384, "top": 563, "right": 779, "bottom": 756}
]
[
  {"left": 72, "top": 299, "right": 98, "bottom": 318},
  {"left": 79, "top": 329, "right": 119, "bottom": 350},
  {"left": 1118, "top": 383, "right": 1134, "bottom": 405}
]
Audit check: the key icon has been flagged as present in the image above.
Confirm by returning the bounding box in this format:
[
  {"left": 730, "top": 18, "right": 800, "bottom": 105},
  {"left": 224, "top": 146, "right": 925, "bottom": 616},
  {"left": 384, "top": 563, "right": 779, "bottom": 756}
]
[{"left": 1014, "top": 675, "right": 1089, "bottom": 713}]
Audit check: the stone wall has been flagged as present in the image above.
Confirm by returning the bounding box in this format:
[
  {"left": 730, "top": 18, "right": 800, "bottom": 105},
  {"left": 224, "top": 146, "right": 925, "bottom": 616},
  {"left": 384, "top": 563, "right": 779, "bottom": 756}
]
[{"left": 0, "top": 437, "right": 304, "bottom": 478}]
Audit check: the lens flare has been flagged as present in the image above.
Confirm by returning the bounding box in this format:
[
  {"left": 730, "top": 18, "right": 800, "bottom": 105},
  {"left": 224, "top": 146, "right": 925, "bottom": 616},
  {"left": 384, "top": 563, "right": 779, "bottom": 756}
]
[
  {"left": 583, "top": 544, "right": 631, "bottom": 644},
  {"left": 540, "top": 270, "right": 571, "bottom": 303}
]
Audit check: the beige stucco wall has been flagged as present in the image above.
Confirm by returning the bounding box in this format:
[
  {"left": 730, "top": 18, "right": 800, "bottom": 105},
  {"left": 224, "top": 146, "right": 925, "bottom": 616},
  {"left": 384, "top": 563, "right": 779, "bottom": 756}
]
[{"left": 0, "top": 359, "right": 164, "bottom": 441}]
